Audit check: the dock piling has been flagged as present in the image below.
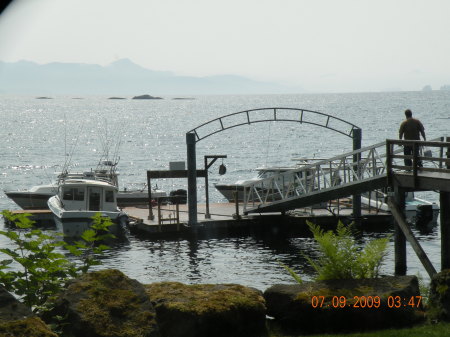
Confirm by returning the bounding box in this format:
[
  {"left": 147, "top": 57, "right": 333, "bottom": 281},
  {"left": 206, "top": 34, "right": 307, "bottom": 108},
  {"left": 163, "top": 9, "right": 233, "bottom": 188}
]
[
  {"left": 393, "top": 186, "right": 407, "bottom": 276},
  {"left": 186, "top": 132, "right": 198, "bottom": 225}
]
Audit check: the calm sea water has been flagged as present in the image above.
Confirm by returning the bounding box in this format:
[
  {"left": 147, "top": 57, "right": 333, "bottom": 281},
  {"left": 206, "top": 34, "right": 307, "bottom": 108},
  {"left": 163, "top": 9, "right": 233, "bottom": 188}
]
[{"left": 1, "top": 91, "right": 449, "bottom": 289}]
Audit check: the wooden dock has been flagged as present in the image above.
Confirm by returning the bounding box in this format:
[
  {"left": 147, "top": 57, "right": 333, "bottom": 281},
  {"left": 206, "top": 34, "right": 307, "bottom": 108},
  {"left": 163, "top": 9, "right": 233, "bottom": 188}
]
[{"left": 123, "top": 201, "right": 392, "bottom": 237}]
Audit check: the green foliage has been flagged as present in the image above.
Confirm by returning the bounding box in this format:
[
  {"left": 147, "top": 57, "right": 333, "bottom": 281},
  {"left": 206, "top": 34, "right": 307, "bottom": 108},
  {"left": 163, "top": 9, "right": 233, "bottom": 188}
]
[
  {"left": 65, "top": 213, "right": 115, "bottom": 274},
  {"left": 279, "top": 261, "right": 303, "bottom": 284},
  {"left": 283, "top": 221, "right": 390, "bottom": 283},
  {"left": 305, "top": 221, "right": 390, "bottom": 280},
  {"left": 0, "top": 210, "right": 113, "bottom": 312}
]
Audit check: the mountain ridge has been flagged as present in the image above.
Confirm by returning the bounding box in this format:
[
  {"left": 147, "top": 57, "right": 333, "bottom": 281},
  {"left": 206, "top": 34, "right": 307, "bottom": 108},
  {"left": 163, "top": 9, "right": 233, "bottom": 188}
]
[{"left": 0, "top": 58, "right": 302, "bottom": 95}]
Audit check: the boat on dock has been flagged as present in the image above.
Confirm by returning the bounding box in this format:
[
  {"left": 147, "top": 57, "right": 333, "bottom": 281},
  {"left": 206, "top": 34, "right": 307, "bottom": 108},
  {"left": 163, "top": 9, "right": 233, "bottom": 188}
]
[{"left": 47, "top": 178, "right": 128, "bottom": 237}]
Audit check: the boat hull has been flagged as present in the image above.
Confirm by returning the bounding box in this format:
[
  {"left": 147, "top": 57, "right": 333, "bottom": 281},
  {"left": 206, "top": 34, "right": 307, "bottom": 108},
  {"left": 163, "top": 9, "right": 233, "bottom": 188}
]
[
  {"left": 214, "top": 184, "right": 244, "bottom": 202},
  {"left": 48, "top": 196, "right": 128, "bottom": 237},
  {"left": 52, "top": 212, "right": 128, "bottom": 238},
  {"left": 4, "top": 191, "right": 56, "bottom": 209}
]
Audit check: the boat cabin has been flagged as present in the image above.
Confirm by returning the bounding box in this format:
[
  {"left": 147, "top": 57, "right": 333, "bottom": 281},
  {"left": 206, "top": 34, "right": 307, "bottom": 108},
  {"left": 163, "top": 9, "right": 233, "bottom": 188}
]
[{"left": 58, "top": 179, "right": 118, "bottom": 212}]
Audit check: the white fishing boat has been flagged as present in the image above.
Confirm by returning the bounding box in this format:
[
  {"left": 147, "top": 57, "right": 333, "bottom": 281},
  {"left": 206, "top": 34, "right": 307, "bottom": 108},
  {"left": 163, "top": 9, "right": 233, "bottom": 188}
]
[
  {"left": 47, "top": 178, "right": 128, "bottom": 237},
  {"left": 4, "top": 184, "right": 59, "bottom": 210},
  {"left": 4, "top": 161, "right": 167, "bottom": 209},
  {"left": 214, "top": 166, "right": 299, "bottom": 202}
]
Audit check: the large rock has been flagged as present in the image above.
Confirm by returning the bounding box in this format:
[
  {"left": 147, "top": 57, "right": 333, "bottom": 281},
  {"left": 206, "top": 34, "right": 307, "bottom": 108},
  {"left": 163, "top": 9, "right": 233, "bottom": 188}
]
[
  {"left": 132, "top": 94, "right": 162, "bottom": 99},
  {"left": 0, "top": 317, "right": 58, "bottom": 337},
  {"left": 0, "top": 286, "right": 32, "bottom": 322},
  {"left": 145, "top": 282, "right": 266, "bottom": 337},
  {"left": 428, "top": 269, "right": 450, "bottom": 321},
  {"left": 0, "top": 287, "right": 56, "bottom": 336},
  {"left": 264, "top": 276, "right": 424, "bottom": 334},
  {"left": 42, "top": 269, "right": 160, "bottom": 337}
]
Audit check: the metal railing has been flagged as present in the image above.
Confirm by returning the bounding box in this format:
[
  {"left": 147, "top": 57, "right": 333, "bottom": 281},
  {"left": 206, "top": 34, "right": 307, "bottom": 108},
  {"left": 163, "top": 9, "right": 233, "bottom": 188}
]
[
  {"left": 242, "top": 141, "right": 388, "bottom": 213},
  {"left": 386, "top": 137, "right": 450, "bottom": 185},
  {"left": 243, "top": 137, "right": 449, "bottom": 213}
]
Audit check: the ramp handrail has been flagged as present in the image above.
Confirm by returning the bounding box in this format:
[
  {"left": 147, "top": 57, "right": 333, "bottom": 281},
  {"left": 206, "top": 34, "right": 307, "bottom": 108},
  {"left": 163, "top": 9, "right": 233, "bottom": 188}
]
[
  {"left": 242, "top": 141, "right": 388, "bottom": 213},
  {"left": 243, "top": 137, "right": 447, "bottom": 214}
]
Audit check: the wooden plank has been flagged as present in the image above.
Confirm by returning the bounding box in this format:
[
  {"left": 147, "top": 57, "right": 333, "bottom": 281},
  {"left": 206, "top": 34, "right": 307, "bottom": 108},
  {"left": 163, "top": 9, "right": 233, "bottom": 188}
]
[
  {"left": 393, "top": 172, "right": 450, "bottom": 192},
  {"left": 387, "top": 198, "right": 437, "bottom": 278}
]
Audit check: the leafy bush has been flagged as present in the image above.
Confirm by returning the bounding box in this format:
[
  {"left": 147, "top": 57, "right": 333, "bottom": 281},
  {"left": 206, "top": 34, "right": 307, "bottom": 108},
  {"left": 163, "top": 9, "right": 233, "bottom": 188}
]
[
  {"left": 284, "top": 221, "right": 390, "bottom": 282},
  {"left": 306, "top": 221, "right": 389, "bottom": 280},
  {"left": 0, "top": 211, "right": 113, "bottom": 312}
]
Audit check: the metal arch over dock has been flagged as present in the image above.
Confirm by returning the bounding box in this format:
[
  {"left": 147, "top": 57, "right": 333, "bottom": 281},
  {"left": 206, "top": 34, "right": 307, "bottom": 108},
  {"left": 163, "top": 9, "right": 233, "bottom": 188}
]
[
  {"left": 188, "top": 107, "right": 361, "bottom": 141},
  {"left": 186, "top": 108, "right": 362, "bottom": 225}
]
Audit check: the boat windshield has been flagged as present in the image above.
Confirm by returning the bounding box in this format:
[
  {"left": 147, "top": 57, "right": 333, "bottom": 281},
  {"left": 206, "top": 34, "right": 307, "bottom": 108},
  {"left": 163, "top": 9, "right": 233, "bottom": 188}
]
[{"left": 257, "top": 169, "right": 288, "bottom": 179}]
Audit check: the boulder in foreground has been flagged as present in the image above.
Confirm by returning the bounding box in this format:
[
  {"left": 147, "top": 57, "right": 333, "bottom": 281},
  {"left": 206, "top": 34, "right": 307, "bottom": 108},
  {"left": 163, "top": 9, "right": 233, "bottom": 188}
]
[
  {"left": 264, "top": 275, "right": 424, "bottom": 334},
  {"left": 145, "top": 282, "right": 266, "bottom": 337},
  {"left": 0, "top": 287, "right": 56, "bottom": 336},
  {"left": 428, "top": 269, "right": 450, "bottom": 321},
  {"left": 43, "top": 269, "right": 159, "bottom": 337}
]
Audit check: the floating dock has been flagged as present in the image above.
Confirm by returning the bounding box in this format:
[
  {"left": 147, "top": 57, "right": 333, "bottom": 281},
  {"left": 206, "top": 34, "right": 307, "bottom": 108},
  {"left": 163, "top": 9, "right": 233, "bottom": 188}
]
[
  {"left": 122, "top": 201, "right": 393, "bottom": 238},
  {"left": 3, "top": 201, "right": 393, "bottom": 238}
]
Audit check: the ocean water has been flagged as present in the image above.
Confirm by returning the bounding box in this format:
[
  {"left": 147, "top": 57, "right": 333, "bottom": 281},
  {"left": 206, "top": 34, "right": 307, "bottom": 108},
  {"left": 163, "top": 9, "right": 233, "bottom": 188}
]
[{"left": 1, "top": 91, "right": 449, "bottom": 289}]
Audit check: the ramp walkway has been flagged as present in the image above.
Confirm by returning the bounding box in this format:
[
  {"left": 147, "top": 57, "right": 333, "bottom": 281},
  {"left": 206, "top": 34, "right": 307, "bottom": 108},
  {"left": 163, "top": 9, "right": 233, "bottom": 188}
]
[{"left": 243, "top": 137, "right": 449, "bottom": 215}]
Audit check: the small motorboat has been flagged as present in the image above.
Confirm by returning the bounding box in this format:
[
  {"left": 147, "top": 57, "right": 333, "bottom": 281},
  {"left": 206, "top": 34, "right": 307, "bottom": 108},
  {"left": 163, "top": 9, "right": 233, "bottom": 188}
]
[{"left": 47, "top": 179, "right": 128, "bottom": 237}]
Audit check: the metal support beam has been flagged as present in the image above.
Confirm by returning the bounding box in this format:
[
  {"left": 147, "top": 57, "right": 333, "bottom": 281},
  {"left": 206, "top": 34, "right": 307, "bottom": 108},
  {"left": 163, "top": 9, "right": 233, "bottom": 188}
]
[
  {"left": 352, "top": 128, "right": 362, "bottom": 223},
  {"left": 147, "top": 173, "right": 154, "bottom": 220},
  {"left": 186, "top": 132, "right": 197, "bottom": 225},
  {"left": 204, "top": 155, "right": 227, "bottom": 219}
]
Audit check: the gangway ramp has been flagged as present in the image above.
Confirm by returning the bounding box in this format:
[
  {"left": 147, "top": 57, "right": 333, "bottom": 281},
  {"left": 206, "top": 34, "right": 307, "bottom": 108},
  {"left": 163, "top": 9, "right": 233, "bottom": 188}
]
[
  {"left": 243, "top": 141, "right": 389, "bottom": 214},
  {"left": 245, "top": 175, "right": 387, "bottom": 214}
]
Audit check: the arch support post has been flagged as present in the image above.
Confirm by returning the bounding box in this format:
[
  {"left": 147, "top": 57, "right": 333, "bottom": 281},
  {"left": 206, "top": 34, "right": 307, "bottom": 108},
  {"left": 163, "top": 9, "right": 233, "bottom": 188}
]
[
  {"left": 352, "top": 128, "right": 362, "bottom": 223},
  {"left": 186, "top": 132, "right": 198, "bottom": 226}
]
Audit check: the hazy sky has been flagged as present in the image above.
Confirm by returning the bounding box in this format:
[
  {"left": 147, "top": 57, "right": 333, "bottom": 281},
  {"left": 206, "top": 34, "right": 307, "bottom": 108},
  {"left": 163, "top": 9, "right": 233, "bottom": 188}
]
[{"left": 0, "top": 0, "right": 449, "bottom": 93}]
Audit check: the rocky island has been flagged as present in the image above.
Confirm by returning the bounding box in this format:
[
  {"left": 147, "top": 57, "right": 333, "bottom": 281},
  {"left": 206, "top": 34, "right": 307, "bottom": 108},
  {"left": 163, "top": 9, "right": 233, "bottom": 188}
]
[{"left": 132, "top": 94, "right": 163, "bottom": 100}]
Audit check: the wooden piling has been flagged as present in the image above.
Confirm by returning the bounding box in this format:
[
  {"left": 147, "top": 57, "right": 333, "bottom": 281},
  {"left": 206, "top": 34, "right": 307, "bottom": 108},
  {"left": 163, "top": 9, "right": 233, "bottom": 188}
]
[
  {"left": 441, "top": 192, "right": 450, "bottom": 270},
  {"left": 393, "top": 186, "right": 407, "bottom": 276}
]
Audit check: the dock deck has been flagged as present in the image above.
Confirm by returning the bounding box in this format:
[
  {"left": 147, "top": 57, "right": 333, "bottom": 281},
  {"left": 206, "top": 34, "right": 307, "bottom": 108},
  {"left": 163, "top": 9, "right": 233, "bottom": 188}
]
[{"left": 123, "top": 201, "right": 392, "bottom": 236}]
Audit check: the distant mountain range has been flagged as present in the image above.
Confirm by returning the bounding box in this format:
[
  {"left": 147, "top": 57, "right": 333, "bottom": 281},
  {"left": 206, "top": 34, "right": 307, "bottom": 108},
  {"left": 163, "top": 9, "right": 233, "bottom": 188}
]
[{"left": 0, "top": 58, "right": 302, "bottom": 95}]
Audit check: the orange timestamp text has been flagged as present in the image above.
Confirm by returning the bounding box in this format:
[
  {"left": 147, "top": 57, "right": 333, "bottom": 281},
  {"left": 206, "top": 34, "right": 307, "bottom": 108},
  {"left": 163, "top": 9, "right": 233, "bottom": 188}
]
[{"left": 311, "top": 295, "right": 422, "bottom": 309}]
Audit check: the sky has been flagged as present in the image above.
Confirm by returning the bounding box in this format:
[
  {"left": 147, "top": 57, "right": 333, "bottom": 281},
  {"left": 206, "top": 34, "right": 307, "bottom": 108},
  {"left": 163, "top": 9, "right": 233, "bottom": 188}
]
[{"left": 0, "top": 0, "right": 449, "bottom": 93}]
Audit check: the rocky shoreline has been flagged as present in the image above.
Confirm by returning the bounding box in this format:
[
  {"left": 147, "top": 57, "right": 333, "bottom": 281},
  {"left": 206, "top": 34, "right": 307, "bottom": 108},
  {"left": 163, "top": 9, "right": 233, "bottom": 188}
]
[{"left": 1, "top": 269, "right": 449, "bottom": 337}]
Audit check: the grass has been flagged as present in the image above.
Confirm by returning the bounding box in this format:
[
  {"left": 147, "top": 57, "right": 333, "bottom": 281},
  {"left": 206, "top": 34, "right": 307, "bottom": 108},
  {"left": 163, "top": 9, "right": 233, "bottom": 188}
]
[{"left": 268, "top": 321, "right": 450, "bottom": 337}]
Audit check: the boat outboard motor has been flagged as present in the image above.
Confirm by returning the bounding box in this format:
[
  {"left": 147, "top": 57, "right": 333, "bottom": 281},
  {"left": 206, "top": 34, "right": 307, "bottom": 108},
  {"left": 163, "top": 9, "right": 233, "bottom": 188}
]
[
  {"left": 169, "top": 189, "right": 187, "bottom": 204},
  {"left": 415, "top": 204, "right": 433, "bottom": 226}
]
